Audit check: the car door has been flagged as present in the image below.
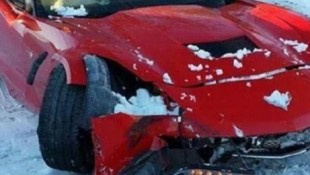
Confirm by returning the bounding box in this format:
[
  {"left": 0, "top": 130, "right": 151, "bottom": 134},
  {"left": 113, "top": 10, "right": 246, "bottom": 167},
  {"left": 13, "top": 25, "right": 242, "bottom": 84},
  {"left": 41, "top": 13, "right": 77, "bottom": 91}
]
[{"left": 0, "top": 0, "right": 51, "bottom": 110}]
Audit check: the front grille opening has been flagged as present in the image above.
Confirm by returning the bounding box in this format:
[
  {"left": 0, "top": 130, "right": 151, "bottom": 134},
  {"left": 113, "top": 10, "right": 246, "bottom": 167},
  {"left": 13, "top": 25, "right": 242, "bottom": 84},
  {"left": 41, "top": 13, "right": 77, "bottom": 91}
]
[{"left": 187, "top": 36, "right": 258, "bottom": 58}]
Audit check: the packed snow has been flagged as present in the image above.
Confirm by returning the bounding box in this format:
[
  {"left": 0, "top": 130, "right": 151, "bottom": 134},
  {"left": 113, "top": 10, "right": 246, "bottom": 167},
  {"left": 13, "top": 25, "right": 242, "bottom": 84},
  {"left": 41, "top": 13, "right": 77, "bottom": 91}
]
[
  {"left": 114, "top": 88, "right": 179, "bottom": 115},
  {"left": 222, "top": 48, "right": 252, "bottom": 60},
  {"left": 215, "top": 69, "right": 224, "bottom": 76},
  {"left": 51, "top": 4, "right": 88, "bottom": 17},
  {"left": 221, "top": 48, "right": 271, "bottom": 60},
  {"left": 163, "top": 73, "right": 173, "bottom": 84},
  {"left": 205, "top": 74, "right": 213, "bottom": 80},
  {"left": 187, "top": 44, "right": 214, "bottom": 60},
  {"left": 233, "top": 59, "right": 243, "bottom": 69},
  {"left": 279, "top": 38, "right": 309, "bottom": 53},
  {"left": 233, "top": 125, "right": 244, "bottom": 138},
  {"left": 264, "top": 90, "right": 292, "bottom": 111},
  {"left": 188, "top": 64, "right": 203, "bottom": 71}
]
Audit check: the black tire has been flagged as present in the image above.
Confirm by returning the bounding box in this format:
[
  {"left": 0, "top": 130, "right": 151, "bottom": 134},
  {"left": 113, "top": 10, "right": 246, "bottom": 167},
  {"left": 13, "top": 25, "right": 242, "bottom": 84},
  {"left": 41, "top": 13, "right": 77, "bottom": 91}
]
[{"left": 37, "top": 65, "right": 94, "bottom": 173}]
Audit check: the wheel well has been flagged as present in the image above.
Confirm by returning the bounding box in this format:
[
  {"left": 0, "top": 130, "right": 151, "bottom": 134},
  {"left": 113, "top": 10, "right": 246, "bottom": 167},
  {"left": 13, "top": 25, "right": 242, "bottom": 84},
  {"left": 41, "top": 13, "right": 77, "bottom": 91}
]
[{"left": 104, "top": 59, "right": 160, "bottom": 98}]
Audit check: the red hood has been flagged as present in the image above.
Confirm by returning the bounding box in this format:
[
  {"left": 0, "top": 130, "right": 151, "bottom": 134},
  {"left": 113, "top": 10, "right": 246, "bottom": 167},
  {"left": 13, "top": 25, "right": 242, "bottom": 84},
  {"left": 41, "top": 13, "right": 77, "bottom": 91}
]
[{"left": 46, "top": 2, "right": 310, "bottom": 87}]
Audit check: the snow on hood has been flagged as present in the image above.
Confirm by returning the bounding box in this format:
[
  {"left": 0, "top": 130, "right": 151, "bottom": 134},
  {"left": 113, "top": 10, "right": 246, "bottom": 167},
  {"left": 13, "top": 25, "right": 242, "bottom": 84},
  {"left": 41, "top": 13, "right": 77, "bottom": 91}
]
[
  {"left": 264, "top": 90, "right": 292, "bottom": 111},
  {"left": 279, "top": 38, "right": 309, "bottom": 53},
  {"left": 53, "top": 5, "right": 310, "bottom": 87},
  {"left": 51, "top": 3, "right": 88, "bottom": 17}
]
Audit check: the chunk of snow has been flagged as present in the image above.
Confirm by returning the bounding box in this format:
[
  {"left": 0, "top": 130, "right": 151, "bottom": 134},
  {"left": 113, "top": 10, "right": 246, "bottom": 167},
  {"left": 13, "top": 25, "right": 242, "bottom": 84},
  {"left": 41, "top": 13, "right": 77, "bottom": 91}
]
[
  {"left": 222, "top": 48, "right": 271, "bottom": 60},
  {"left": 51, "top": 4, "right": 88, "bottom": 17},
  {"left": 294, "top": 43, "right": 308, "bottom": 53},
  {"left": 264, "top": 50, "right": 272, "bottom": 57},
  {"left": 280, "top": 38, "right": 309, "bottom": 53},
  {"left": 163, "top": 73, "right": 173, "bottom": 84},
  {"left": 253, "top": 48, "right": 264, "bottom": 52},
  {"left": 280, "top": 38, "right": 300, "bottom": 46},
  {"left": 264, "top": 90, "right": 292, "bottom": 111},
  {"left": 221, "top": 53, "right": 236, "bottom": 58},
  {"left": 253, "top": 48, "right": 272, "bottom": 58},
  {"left": 188, "top": 64, "right": 203, "bottom": 71},
  {"left": 236, "top": 48, "right": 251, "bottom": 59},
  {"left": 194, "top": 50, "right": 213, "bottom": 60},
  {"left": 216, "top": 69, "right": 224, "bottom": 75},
  {"left": 114, "top": 88, "right": 179, "bottom": 116},
  {"left": 205, "top": 74, "right": 213, "bottom": 80},
  {"left": 187, "top": 45, "right": 213, "bottom": 60},
  {"left": 233, "top": 125, "right": 244, "bottom": 138},
  {"left": 187, "top": 44, "right": 199, "bottom": 51},
  {"left": 233, "top": 59, "right": 243, "bottom": 69}
]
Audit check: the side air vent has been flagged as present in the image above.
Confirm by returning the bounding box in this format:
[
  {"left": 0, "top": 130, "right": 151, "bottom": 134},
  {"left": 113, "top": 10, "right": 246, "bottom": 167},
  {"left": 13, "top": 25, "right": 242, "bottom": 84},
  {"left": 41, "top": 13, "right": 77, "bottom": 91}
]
[{"left": 187, "top": 36, "right": 257, "bottom": 58}]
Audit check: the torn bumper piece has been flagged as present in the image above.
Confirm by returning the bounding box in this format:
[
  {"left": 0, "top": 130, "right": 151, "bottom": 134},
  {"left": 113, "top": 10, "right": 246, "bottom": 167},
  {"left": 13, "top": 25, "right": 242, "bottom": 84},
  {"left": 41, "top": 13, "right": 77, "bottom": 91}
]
[
  {"left": 92, "top": 114, "right": 180, "bottom": 175},
  {"left": 91, "top": 114, "right": 254, "bottom": 175}
]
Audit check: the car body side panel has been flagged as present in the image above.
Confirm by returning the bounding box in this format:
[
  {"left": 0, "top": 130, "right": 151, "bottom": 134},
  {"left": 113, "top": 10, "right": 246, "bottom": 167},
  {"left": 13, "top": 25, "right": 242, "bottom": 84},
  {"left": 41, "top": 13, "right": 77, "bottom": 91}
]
[{"left": 0, "top": 2, "right": 79, "bottom": 110}]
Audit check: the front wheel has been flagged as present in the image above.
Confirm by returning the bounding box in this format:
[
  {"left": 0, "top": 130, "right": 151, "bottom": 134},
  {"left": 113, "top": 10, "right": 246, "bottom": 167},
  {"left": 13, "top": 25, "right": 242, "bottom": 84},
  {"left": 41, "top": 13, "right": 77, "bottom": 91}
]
[{"left": 37, "top": 65, "right": 94, "bottom": 173}]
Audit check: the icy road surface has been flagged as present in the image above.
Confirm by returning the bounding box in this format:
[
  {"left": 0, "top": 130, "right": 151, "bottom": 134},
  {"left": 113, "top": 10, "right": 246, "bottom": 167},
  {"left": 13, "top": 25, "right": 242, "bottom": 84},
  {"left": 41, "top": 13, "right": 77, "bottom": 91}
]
[{"left": 1, "top": 0, "right": 310, "bottom": 175}]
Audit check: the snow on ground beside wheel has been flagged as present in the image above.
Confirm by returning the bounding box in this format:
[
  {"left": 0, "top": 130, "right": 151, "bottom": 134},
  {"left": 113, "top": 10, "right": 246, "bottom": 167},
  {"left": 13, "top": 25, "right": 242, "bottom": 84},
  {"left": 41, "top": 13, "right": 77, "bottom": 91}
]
[{"left": 0, "top": 81, "right": 74, "bottom": 175}]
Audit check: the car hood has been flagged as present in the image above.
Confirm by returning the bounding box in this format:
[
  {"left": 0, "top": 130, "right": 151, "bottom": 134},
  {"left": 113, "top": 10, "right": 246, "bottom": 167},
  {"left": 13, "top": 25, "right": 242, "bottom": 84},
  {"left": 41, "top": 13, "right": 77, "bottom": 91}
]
[{"left": 50, "top": 2, "right": 310, "bottom": 87}]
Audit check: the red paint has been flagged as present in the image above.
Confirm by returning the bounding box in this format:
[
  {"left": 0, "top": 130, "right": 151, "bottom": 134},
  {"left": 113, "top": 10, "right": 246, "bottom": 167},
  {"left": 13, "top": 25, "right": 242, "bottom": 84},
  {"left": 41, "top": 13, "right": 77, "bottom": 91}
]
[{"left": 1, "top": 1, "right": 310, "bottom": 174}]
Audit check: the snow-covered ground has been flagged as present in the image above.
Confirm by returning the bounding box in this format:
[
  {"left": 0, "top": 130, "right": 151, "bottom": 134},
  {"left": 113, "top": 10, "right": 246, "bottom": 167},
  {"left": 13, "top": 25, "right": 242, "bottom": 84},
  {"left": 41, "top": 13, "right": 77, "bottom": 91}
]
[
  {"left": 1, "top": 1, "right": 310, "bottom": 175},
  {"left": 0, "top": 81, "right": 74, "bottom": 175},
  {"left": 260, "top": 0, "right": 310, "bottom": 17}
]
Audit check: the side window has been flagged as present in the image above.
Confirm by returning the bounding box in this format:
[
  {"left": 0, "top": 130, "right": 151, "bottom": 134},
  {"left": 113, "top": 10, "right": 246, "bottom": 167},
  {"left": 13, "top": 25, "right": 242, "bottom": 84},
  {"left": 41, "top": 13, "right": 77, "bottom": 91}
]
[{"left": 9, "top": 0, "right": 26, "bottom": 10}]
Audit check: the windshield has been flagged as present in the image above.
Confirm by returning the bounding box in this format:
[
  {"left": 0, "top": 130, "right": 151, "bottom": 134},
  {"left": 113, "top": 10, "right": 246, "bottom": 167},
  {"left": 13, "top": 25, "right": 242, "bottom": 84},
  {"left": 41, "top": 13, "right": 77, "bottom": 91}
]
[{"left": 35, "top": 0, "right": 228, "bottom": 18}]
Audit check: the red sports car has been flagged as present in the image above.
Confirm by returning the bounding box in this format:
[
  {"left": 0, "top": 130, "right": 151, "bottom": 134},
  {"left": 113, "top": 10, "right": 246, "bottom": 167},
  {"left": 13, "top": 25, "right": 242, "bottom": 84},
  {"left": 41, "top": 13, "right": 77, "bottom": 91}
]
[{"left": 1, "top": 0, "right": 310, "bottom": 174}]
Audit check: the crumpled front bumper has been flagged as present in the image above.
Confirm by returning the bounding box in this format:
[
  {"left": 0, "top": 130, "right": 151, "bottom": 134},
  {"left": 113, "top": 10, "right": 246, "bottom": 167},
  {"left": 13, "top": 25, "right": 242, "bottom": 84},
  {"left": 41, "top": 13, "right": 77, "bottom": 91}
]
[{"left": 91, "top": 113, "right": 254, "bottom": 175}]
